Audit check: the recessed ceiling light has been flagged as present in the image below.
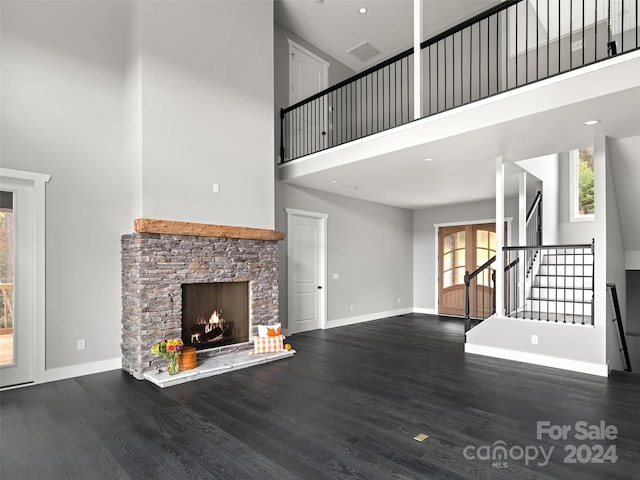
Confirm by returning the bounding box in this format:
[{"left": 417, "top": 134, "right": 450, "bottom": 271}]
[
  {"left": 347, "top": 185, "right": 359, "bottom": 190},
  {"left": 584, "top": 120, "right": 600, "bottom": 126},
  {"left": 330, "top": 180, "right": 339, "bottom": 183},
  {"left": 423, "top": 158, "right": 433, "bottom": 162},
  {"left": 358, "top": 7, "right": 368, "bottom": 14}
]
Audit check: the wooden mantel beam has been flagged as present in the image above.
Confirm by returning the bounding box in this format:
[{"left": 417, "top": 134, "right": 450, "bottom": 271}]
[{"left": 134, "top": 218, "right": 286, "bottom": 241}]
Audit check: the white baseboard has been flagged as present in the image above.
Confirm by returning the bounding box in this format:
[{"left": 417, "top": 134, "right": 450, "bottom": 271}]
[
  {"left": 413, "top": 307, "right": 438, "bottom": 315},
  {"left": 43, "top": 357, "right": 121, "bottom": 383},
  {"left": 282, "top": 308, "right": 441, "bottom": 336},
  {"left": 465, "top": 343, "right": 609, "bottom": 377},
  {"left": 326, "top": 308, "right": 414, "bottom": 329}
]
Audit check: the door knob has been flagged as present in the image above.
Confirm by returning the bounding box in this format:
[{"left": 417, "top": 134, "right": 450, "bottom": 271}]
[{"left": 318, "top": 286, "right": 323, "bottom": 289}]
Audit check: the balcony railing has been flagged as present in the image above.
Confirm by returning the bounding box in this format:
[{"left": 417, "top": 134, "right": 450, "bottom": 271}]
[{"left": 280, "top": 0, "right": 640, "bottom": 163}]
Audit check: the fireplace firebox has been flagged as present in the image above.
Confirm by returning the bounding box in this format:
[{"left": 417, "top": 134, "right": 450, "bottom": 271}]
[{"left": 181, "top": 282, "right": 249, "bottom": 350}]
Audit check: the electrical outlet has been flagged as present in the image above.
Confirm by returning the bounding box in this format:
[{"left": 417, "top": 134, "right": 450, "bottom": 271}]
[
  {"left": 531, "top": 334, "right": 538, "bottom": 345},
  {"left": 77, "top": 339, "right": 86, "bottom": 350},
  {"left": 333, "top": 273, "right": 339, "bottom": 280}
]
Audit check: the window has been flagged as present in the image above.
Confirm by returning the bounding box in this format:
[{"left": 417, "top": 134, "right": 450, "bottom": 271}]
[{"left": 570, "top": 146, "right": 595, "bottom": 222}]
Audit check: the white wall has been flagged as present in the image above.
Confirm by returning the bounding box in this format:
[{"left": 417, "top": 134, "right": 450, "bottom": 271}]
[
  {"left": 413, "top": 198, "right": 518, "bottom": 313},
  {"left": 274, "top": 22, "right": 414, "bottom": 330},
  {"left": 604, "top": 138, "right": 627, "bottom": 371},
  {"left": 1, "top": 0, "right": 275, "bottom": 377},
  {"left": 275, "top": 183, "right": 414, "bottom": 330},
  {"left": 1, "top": 1, "right": 131, "bottom": 371},
  {"left": 608, "top": 135, "right": 640, "bottom": 269},
  {"left": 516, "top": 154, "right": 560, "bottom": 245},
  {"left": 140, "top": 1, "right": 274, "bottom": 229}
]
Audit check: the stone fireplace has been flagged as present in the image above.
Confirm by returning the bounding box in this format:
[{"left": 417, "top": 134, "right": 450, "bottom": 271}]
[{"left": 121, "top": 219, "right": 285, "bottom": 380}]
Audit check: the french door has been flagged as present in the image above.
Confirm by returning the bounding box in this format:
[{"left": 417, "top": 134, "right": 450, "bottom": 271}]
[
  {"left": 0, "top": 169, "right": 48, "bottom": 388},
  {"left": 0, "top": 180, "right": 34, "bottom": 387},
  {"left": 438, "top": 223, "right": 500, "bottom": 317}
]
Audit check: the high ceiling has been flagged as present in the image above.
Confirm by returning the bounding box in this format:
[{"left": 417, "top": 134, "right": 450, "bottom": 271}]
[
  {"left": 275, "top": 0, "right": 500, "bottom": 72},
  {"left": 275, "top": 1, "right": 640, "bottom": 214}
]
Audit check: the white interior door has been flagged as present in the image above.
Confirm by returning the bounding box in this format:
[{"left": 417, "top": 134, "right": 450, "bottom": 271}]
[
  {"left": 286, "top": 209, "right": 327, "bottom": 334},
  {"left": 288, "top": 39, "right": 330, "bottom": 157},
  {"left": 0, "top": 179, "right": 34, "bottom": 388}
]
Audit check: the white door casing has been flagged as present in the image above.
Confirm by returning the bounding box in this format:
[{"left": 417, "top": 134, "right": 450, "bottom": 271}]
[
  {"left": 286, "top": 208, "right": 327, "bottom": 334},
  {"left": 0, "top": 169, "right": 49, "bottom": 389}
]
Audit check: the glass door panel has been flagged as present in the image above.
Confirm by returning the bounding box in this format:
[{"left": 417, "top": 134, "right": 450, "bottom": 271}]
[{"left": 0, "top": 191, "right": 14, "bottom": 366}]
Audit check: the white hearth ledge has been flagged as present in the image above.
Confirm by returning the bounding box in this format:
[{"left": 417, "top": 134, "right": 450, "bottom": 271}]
[{"left": 144, "top": 350, "right": 295, "bottom": 388}]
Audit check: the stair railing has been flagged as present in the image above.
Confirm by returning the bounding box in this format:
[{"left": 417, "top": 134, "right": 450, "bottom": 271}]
[
  {"left": 464, "top": 256, "right": 496, "bottom": 332},
  {"left": 503, "top": 242, "right": 594, "bottom": 325},
  {"left": 525, "top": 191, "right": 543, "bottom": 272},
  {"left": 607, "top": 283, "right": 632, "bottom": 372}
]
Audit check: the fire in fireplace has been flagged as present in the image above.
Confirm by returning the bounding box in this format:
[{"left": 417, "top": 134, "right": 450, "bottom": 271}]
[{"left": 181, "top": 282, "right": 249, "bottom": 351}]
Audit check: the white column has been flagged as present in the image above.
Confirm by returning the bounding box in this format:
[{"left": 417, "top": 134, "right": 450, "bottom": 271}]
[
  {"left": 413, "top": 0, "right": 422, "bottom": 119},
  {"left": 518, "top": 171, "right": 527, "bottom": 313},
  {"left": 495, "top": 157, "right": 505, "bottom": 316}
]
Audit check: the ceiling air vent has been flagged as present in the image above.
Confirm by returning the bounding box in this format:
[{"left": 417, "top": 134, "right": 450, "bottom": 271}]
[{"left": 347, "top": 41, "right": 382, "bottom": 63}]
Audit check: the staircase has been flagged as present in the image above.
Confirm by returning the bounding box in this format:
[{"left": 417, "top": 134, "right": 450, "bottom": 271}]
[{"left": 526, "top": 248, "right": 594, "bottom": 324}]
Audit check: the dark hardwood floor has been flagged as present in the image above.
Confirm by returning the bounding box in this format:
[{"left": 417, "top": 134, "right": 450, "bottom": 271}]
[{"left": 2, "top": 314, "right": 640, "bottom": 479}]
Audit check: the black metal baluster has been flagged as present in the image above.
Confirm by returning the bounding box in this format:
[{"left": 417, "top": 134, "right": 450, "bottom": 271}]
[
  {"left": 505, "top": 11, "right": 509, "bottom": 91},
  {"left": 394, "top": 61, "right": 398, "bottom": 126},
  {"left": 583, "top": 0, "right": 586, "bottom": 66},
  {"left": 429, "top": 46, "right": 433, "bottom": 115},
  {"left": 435, "top": 43, "right": 439, "bottom": 112},
  {"left": 487, "top": 17, "right": 491, "bottom": 95},
  {"left": 608, "top": 0, "right": 612, "bottom": 56},
  {"left": 452, "top": 33, "right": 456, "bottom": 106},
  {"left": 547, "top": 0, "right": 550, "bottom": 76},
  {"left": 350, "top": 81, "right": 354, "bottom": 141},
  {"left": 495, "top": 13, "right": 499, "bottom": 94},
  {"left": 595, "top": 0, "right": 599, "bottom": 61},
  {"left": 461, "top": 29, "right": 465, "bottom": 103},
  {"left": 570, "top": 0, "right": 573, "bottom": 70},
  {"left": 478, "top": 19, "right": 482, "bottom": 97},
  {"left": 470, "top": 25, "right": 474, "bottom": 100},
  {"left": 515, "top": 3, "right": 519, "bottom": 86},
  {"left": 375, "top": 69, "right": 379, "bottom": 133},
  {"left": 622, "top": 0, "right": 625, "bottom": 52},
  {"left": 525, "top": 0, "right": 529, "bottom": 83},
  {"left": 558, "top": 0, "right": 561, "bottom": 74},
  {"left": 537, "top": 0, "right": 540, "bottom": 78},
  {"left": 406, "top": 55, "right": 410, "bottom": 122}
]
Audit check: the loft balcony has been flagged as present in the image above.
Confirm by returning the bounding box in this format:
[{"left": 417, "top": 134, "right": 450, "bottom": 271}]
[{"left": 278, "top": 0, "right": 640, "bottom": 209}]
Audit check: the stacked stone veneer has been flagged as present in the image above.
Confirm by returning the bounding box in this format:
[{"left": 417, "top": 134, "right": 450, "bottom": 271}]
[{"left": 121, "top": 232, "right": 280, "bottom": 379}]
